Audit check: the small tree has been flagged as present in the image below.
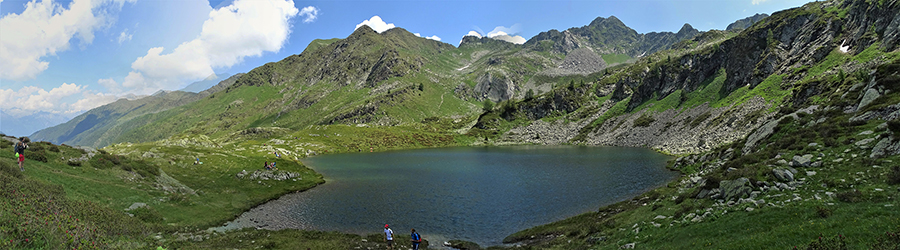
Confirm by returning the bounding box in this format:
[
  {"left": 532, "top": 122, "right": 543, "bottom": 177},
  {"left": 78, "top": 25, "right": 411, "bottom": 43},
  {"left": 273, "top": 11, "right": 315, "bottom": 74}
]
[
  {"left": 525, "top": 89, "right": 535, "bottom": 100},
  {"left": 482, "top": 99, "right": 494, "bottom": 112},
  {"left": 418, "top": 83, "right": 424, "bottom": 91}
]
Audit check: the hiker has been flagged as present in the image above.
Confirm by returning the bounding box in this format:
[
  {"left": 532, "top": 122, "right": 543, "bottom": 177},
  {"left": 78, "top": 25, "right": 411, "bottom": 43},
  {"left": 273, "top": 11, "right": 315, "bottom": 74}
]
[
  {"left": 264, "top": 161, "right": 270, "bottom": 170},
  {"left": 271, "top": 161, "right": 276, "bottom": 170},
  {"left": 384, "top": 224, "right": 394, "bottom": 249},
  {"left": 410, "top": 228, "right": 422, "bottom": 250},
  {"left": 14, "top": 137, "right": 27, "bottom": 171},
  {"left": 274, "top": 151, "right": 281, "bottom": 158}
]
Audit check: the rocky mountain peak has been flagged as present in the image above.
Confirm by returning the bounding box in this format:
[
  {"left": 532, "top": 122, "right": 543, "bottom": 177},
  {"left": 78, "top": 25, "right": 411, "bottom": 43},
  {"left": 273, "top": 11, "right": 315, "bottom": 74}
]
[{"left": 725, "top": 13, "right": 769, "bottom": 31}]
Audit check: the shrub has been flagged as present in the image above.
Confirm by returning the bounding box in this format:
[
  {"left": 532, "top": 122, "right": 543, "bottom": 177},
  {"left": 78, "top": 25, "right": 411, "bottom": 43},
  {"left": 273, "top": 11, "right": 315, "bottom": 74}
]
[
  {"left": 815, "top": 206, "right": 832, "bottom": 218},
  {"left": 482, "top": 99, "right": 494, "bottom": 112},
  {"left": 0, "top": 160, "right": 23, "bottom": 179},
  {"left": 67, "top": 160, "right": 82, "bottom": 167},
  {"left": 26, "top": 150, "right": 48, "bottom": 163},
  {"left": 836, "top": 189, "right": 863, "bottom": 203},
  {"left": 799, "top": 234, "right": 847, "bottom": 250},
  {"left": 130, "top": 206, "right": 164, "bottom": 223},
  {"left": 888, "top": 166, "right": 900, "bottom": 185},
  {"left": 691, "top": 111, "right": 711, "bottom": 128},
  {"left": 633, "top": 113, "right": 655, "bottom": 127}
]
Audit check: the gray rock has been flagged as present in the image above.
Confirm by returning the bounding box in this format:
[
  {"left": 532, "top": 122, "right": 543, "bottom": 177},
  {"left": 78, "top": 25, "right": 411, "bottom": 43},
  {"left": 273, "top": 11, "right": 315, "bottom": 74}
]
[
  {"left": 654, "top": 215, "right": 667, "bottom": 220},
  {"left": 621, "top": 243, "right": 635, "bottom": 249},
  {"left": 772, "top": 168, "right": 794, "bottom": 182},
  {"left": 810, "top": 161, "right": 822, "bottom": 168},
  {"left": 777, "top": 159, "right": 788, "bottom": 165},
  {"left": 697, "top": 189, "right": 711, "bottom": 199},
  {"left": 792, "top": 154, "right": 813, "bottom": 167},
  {"left": 720, "top": 178, "right": 752, "bottom": 201},
  {"left": 806, "top": 171, "right": 817, "bottom": 176},
  {"left": 858, "top": 88, "right": 881, "bottom": 110},
  {"left": 746, "top": 207, "right": 755, "bottom": 212},
  {"left": 871, "top": 137, "right": 900, "bottom": 159},
  {"left": 855, "top": 138, "right": 876, "bottom": 147},
  {"left": 126, "top": 202, "right": 148, "bottom": 211}
]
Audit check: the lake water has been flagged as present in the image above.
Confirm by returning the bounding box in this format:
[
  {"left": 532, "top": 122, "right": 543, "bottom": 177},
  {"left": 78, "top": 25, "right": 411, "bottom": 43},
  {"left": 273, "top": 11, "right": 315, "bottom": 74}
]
[{"left": 219, "top": 146, "right": 676, "bottom": 246}]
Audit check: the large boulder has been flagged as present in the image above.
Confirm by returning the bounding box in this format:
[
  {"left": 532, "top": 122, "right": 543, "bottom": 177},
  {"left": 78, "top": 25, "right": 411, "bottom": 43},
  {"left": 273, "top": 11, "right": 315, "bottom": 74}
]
[
  {"left": 720, "top": 178, "right": 753, "bottom": 201},
  {"left": 871, "top": 137, "right": 900, "bottom": 158},
  {"left": 772, "top": 168, "right": 794, "bottom": 182},
  {"left": 791, "top": 154, "right": 813, "bottom": 167}
]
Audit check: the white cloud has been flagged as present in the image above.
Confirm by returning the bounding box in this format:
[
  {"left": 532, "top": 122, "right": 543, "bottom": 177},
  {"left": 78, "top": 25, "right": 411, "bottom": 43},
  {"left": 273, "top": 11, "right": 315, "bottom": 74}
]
[
  {"left": 486, "top": 24, "right": 522, "bottom": 38},
  {"left": 752, "top": 0, "right": 770, "bottom": 4},
  {"left": 68, "top": 91, "right": 119, "bottom": 113},
  {"left": 121, "top": 0, "right": 300, "bottom": 94},
  {"left": 299, "top": 6, "right": 318, "bottom": 23},
  {"left": 0, "top": 83, "right": 88, "bottom": 116},
  {"left": 98, "top": 78, "right": 121, "bottom": 93},
  {"left": 0, "top": 83, "right": 130, "bottom": 117},
  {"left": 117, "top": 28, "right": 133, "bottom": 44},
  {"left": 487, "top": 31, "right": 527, "bottom": 44},
  {"left": 413, "top": 33, "right": 441, "bottom": 41},
  {"left": 0, "top": 0, "right": 134, "bottom": 81},
  {"left": 355, "top": 15, "right": 395, "bottom": 33},
  {"left": 462, "top": 25, "right": 526, "bottom": 44}
]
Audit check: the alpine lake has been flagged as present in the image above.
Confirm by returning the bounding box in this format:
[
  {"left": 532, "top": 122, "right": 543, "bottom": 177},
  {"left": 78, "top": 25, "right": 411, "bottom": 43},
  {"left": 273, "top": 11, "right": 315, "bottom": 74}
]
[{"left": 217, "top": 146, "right": 678, "bottom": 246}]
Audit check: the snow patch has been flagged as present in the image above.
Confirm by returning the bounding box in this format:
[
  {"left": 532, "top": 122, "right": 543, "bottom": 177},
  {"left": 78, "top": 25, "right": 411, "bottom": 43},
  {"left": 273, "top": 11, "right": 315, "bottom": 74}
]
[{"left": 839, "top": 39, "right": 850, "bottom": 53}]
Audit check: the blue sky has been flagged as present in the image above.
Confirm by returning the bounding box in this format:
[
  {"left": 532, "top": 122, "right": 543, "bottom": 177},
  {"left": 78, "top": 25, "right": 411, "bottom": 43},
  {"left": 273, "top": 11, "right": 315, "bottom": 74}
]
[{"left": 0, "top": 0, "right": 813, "bottom": 119}]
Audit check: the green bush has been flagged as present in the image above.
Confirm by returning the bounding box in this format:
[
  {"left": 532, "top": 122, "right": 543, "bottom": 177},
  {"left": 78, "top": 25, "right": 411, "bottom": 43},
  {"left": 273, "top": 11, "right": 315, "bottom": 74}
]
[
  {"left": 691, "top": 111, "right": 711, "bottom": 128},
  {"left": 633, "top": 113, "right": 655, "bottom": 127},
  {"left": 25, "top": 150, "right": 48, "bottom": 163},
  {"left": 798, "top": 234, "right": 847, "bottom": 250},
  {"left": 816, "top": 206, "right": 833, "bottom": 218},
  {"left": 836, "top": 189, "right": 863, "bottom": 203},
  {"left": 887, "top": 120, "right": 900, "bottom": 134},
  {"left": 888, "top": 166, "right": 900, "bottom": 185},
  {"left": 0, "top": 160, "right": 23, "bottom": 179},
  {"left": 130, "top": 206, "right": 164, "bottom": 223}
]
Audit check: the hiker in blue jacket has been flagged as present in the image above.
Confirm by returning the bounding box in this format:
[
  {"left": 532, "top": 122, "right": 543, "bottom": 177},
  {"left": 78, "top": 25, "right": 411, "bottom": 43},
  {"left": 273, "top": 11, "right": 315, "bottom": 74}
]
[{"left": 410, "top": 228, "right": 422, "bottom": 250}]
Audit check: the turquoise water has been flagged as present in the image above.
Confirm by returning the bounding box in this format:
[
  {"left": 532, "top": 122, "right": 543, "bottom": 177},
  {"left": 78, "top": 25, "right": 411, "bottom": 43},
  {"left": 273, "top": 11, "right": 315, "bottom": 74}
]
[{"left": 223, "top": 146, "right": 676, "bottom": 246}]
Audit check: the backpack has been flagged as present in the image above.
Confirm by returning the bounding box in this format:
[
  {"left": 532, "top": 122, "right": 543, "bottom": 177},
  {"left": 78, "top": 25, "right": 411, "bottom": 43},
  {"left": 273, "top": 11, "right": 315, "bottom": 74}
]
[{"left": 411, "top": 232, "right": 420, "bottom": 241}]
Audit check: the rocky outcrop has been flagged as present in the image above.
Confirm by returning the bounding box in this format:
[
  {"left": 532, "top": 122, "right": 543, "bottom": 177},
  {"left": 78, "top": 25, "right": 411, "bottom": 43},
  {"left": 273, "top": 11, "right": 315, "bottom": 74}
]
[
  {"left": 772, "top": 168, "right": 795, "bottom": 182},
  {"left": 726, "top": 14, "right": 770, "bottom": 31},
  {"left": 474, "top": 72, "right": 518, "bottom": 102},
  {"left": 719, "top": 177, "right": 753, "bottom": 201}
]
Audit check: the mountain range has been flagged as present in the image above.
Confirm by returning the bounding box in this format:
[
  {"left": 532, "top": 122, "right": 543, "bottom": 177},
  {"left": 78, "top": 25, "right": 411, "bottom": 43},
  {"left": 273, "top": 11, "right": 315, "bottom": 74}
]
[{"left": 31, "top": 13, "right": 750, "bottom": 147}]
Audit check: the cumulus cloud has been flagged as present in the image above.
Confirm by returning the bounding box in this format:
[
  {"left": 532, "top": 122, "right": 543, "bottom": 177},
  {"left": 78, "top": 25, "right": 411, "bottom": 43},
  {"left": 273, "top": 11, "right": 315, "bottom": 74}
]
[
  {"left": 0, "top": 82, "right": 130, "bottom": 117},
  {"left": 0, "top": 0, "right": 134, "bottom": 81},
  {"left": 752, "top": 0, "right": 770, "bottom": 4},
  {"left": 487, "top": 31, "right": 527, "bottom": 44},
  {"left": 464, "top": 30, "right": 482, "bottom": 38},
  {"left": 355, "top": 16, "right": 395, "bottom": 33},
  {"left": 121, "top": 0, "right": 300, "bottom": 94},
  {"left": 117, "top": 28, "right": 133, "bottom": 44},
  {"left": 299, "top": 6, "right": 319, "bottom": 23}
]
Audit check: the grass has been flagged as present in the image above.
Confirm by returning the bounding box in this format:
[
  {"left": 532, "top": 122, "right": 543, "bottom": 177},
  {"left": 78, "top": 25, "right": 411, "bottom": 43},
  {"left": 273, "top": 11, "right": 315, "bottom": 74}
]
[{"left": 601, "top": 54, "right": 632, "bottom": 65}]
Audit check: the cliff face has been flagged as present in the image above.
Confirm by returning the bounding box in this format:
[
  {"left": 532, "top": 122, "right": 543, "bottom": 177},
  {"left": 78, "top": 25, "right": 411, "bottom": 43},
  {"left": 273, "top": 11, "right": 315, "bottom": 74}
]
[{"left": 496, "top": 0, "right": 900, "bottom": 155}]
